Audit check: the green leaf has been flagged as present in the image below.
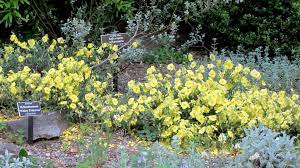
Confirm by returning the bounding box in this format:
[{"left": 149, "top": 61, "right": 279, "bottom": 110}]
[
  {"left": 0, "top": 13, "right": 9, "bottom": 23},
  {"left": 19, "top": 148, "right": 28, "bottom": 158}
]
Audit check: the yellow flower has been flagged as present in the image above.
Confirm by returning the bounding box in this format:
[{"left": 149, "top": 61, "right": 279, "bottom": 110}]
[
  {"left": 58, "top": 53, "right": 64, "bottom": 60},
  {"left": 131, "top": 41, "right": 138, "bottom": 48},
  {"left": 147, "top": 66, "right": 156, "bottom": 74},
  {"left": 132, "top": 85, "right": 140, "bottom": 93},
  {"left": 227, "top": 130, "right": 234, "bottom": 138},
  {"left": 42, "top": 34, "right": 49, "bottom": 43},
  {"left": 207, "top": 64, "right": 215, "bottom": 69},
  {"left": 219, "top": 79, "right": 227, "bottom": 85},
  {"left": 111, "top": 54, "right": 119, "bottom": 60},
  {"left": 216, "top": 59, "right": 222, "bottom": 67},
  {"left": 243, "top": 67, "right": 250, "bottom": 74},
  {"left": 138, "top": 105, "right": 145, "bottom": 112},
  {"left": 18, "top": 56, "right": 25, "bottom": 63},
  {"left": 105, "top": 120, "right": 112, "bottom": 127},
  {"left": 96, "top": 47, "right": 104, "bottom": 55},
  {"left": 209, "top": 70, "right": 216, "bottom": 78},
  {"left": 49, "top": 45, "right": 55, "bottom": 52},
  {"left": 250, "top": 69, "right": 261, "bottom": 79},
  {"left": 87, "top": 43, "right": 94, "bottom": 49},
  {"left": 128, "top": 98, "right": 135, "bottom": 105},
  {"left": 44, "top": 87, "right": 51, "bottom": 94},
  {"left": 70, "top": 103, "right": 77, "bottom": 109},
  {"left": 208, "top": 97, "right": 216, "bottom": 107},
  {"left": 187, "top": 53, "right": 194, "bottom": 61},
  {"left": 292, "top": 94, "right": 299, "bottom": 101},
  {"left": 209, "top": 53, "right": 216, "bottom": 61},
  {"left": 112, "top": 45, "right": 118, "bottom": 51},
  {"left": 10, "top": 34, "right": 18, "bottom": 42},
  {"left": 112, "top": 98, "right": 118, "bottom": 105},
  {"left": 57, "top": 37, "right": 65, "bottom": 44},
  {"left": 224, "top": 60, "right": 234, "bottom": 70},
  {"left": 196, "top": 114, "right": 205, "bottom": 123},
  {"left": 86, "top": 50, "right": 93, "bottom": 57},
  {"left": 180, "top": 101, "right": 190, "bottom": 109},
  {"left": 69, "top": 94, "right": 78, "bottom": 103},
  {"left": 190, "top": 61, "right": 197, "bottom": 68},
  {"left": 208, "top": 115, "right": 217, "bottom": 121},
  {"left": 167, "top": 64, "right": 175, "bottom": 71},
  {"left": 4, "top": 46, "right": 14, "bottom": 54},
  {"left": 85, "top": 93, "right": 96, "bottom": 102},
  {"left": 128, "top": 80, "right": 135, "bottom": 88},
  {"left": 102, "top": 43, "right": 108, "bottom": 48},
  {"left": 19, "top": 42, "right": 29, "bottom": 49},
  {"left": 27, "top": 39, "right": 36, "bottom": 48},
  {"left": 59, "top": 101, "right": 68, "bottom": 105},
  {"left": 76, "top": 49, "right": 84, "bottom": 56}
]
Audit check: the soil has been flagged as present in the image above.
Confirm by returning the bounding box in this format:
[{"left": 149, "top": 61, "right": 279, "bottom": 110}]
[{"left": 0, "top": 131, "right": 139, "bottom": 168}]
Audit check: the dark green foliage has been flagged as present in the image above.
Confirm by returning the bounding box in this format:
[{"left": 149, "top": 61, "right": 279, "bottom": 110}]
[
  {"left": 18, "top": 148, "right": 28, "bottom": 158},
  {"left": 0, "top": 0, "right": 136, "bottom": 41},
  {"left": 143, "top": 47, "right": 188, "bottom": 64},
  {"left": 0, "top": 0, "right": 29, "bottom": 27},
  {"left": 194, "top": 0, "right": 300, "bottom": 56}
]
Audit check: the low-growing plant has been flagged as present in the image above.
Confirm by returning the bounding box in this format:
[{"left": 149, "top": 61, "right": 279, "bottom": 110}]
[
  {"left": 0, "top": 121, "right": 6, "bottom": 132},
  {"left": 9, "top": 129, "right": 25, "bottom": 145},
  {"left": 76, "top": 133, "right": 111, "bottom": 168},
  {"left": 112, "top": 140, "right": 207, "bottom": 168},
  {"left": 231, "top": 124, "right": 299, "bottom": 167},
  {"left": 0, "top": 150, "right": 33, "bottom": 168},
  {"left": 96, "top": 55, "right": 300, "bottom": 149},
  {"left": 0, "top": 126, "right": 25, "bottom": 145}
]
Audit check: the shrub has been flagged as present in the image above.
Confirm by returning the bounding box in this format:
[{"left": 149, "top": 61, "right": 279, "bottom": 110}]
[
  {"left": 0, "top": 34, "right": 123, "bottom": 118},
  {"left": 191, "top": 0, "right": 300, "bottom": 56},
  {"left": 231, "top": 125, "right": 299, "bottom": 167},
  {"left": 98, "top": 55, "right": 300, "bottom": 148}
]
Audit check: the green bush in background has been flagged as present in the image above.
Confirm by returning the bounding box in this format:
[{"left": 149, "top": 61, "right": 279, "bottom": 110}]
[{"left": 192, "top": 0, "right": 300, "bottom": 56}]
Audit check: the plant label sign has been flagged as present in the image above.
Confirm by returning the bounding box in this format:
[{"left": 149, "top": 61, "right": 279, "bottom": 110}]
[
  {"left": 101, "top": 33, "right": 130, "bottom": 46},
  {"left": 17, "top": 101, "right": 41, "bottom": 117}
]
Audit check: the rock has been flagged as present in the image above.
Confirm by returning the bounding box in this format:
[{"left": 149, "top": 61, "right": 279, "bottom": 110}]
[
  {"left": 5, "top": 112, "right": 69, "bottom": 141},
  {"left": 0, "top": 141, "right": 20, "bottom": 155}
]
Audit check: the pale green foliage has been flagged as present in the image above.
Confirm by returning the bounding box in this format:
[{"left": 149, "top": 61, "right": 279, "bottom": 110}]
[
  {"left": 113, "top": 142, "right": 206, "bottom": 168},
  {"left": 61, "top": 17, "right": 92, "bottom": 47},
  {"left": 0, "top": 150, "right": 33, "bottom": 168},
  {"left": 231, "top": 125, "right": 299, "bottom": 168}
]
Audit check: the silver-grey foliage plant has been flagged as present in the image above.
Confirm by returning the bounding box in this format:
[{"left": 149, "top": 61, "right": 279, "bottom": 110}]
[
  {"left": 0, "top": 150, "right": 33, "bottom": 168},
  {"left": 61, "top": 17, "right": 92, "bottom": 48},
  {"left": 231, "top": 124, "right": 299, "bottom": 168}
]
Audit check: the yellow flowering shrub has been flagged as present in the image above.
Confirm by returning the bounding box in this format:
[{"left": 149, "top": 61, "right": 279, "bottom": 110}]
[
  {"left": 0, "top": 34, "right": 125, "bottom": 74},
  {"left": 0, "top": 34, "right": 117, "bottom": 117},
  {"left": 105, "top": 56, "right": 300, "bottom": 148}
]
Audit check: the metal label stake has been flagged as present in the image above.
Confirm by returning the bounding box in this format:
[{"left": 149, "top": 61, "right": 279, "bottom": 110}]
[{"left": 27, "top": 116, "right": 33, "bottom": 144}]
